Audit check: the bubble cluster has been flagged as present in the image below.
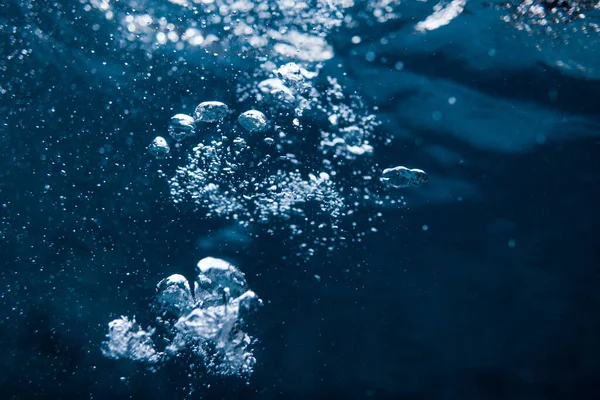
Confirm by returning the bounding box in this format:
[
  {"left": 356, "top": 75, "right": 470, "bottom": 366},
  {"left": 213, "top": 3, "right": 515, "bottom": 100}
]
[
  {"left": 503, "top": 0, "right": 600, "bottom": 37},
  {"left": 168, "top": 138, "right": 344, "bottom": 226},
  {"left": 127, "top": 0, "right": 428, "bottom": 255},
  {"left": 318, "top": 83, "right": 380, "bottom": 160},
  {"left": 83, "top": 0, "right": 360, "bottom": 63},
  {"left": 258, "top": 78, "right": 297, "bottom": 106},
  {"left": 102, "top": 257, "right": 261, "bottom": 377},
  {"left": 363, "top": 0, "right": 404, "bottom": 23},
  {"left": 253, "top": 62, "right": 321, "bottom": 119},
  {"left": 415, "top": 0, "right": 466, "bottom": 32},
  {"left": 102, "top": 317, "right": 161, "bottom": 364},
  {"left": 244, "top": 62, "right": 382, "bottom": 161},
  {"left": 155, "top": 53, "right": 425, "bottom": 254}
]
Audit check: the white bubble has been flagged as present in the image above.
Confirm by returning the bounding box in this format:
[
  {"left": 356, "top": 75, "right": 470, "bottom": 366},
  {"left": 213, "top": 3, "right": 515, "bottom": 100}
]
[
  {"left": 275, "top": 62, "right": 317, "bottom": 84},
  {"left": 168, "top": 114, "right": 195, "bottom": 141},
  {"left": 258, "top": 78, "right": 296, "bottom": 105},
  {"left": 194, "top": 101, "right": 229, "bottom": 123},
  {"left": 148, "top": 136, "right": 170, "bottom": 158},
  {"left": 197, "top": 256, "right": 233, "bottom": 273},
  {"left": 380, "top": 166, "right": 428, "bottom": 188},
  {"left": 258, "top": 78, "right": 286, "bottom": 94},
  {"left": 415, "top": 0, "right": 466, "bottom": 32},
  {"left": 238, "top": 110, "right": 268, "bottom": 132},
  {"left": 156, "top": 274, "right": 194, "bottom": 316}
]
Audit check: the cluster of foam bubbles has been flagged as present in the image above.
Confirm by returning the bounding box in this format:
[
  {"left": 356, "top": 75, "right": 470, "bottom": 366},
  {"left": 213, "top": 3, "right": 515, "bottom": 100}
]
[
  {"left": 106, "top": 0, "right": 433, "bottom": 380},
  {"left": 102, "top": 257, "right": 261, "bottom": 377},
  {"left": 415, "top": 0, "right": 466, "bottom": 32},
  {"left": 503, "top": 0, "right": 600, "bottom": 37},
  {"left": 361, "top": 0, "right": 404, "bottom": 23},
  {"left": 121, "top": 0, "right": 429, "bottom": 254},
  {"left": 102, "top": 317, "right": 161, "bottom": 364},
  {"left": 245, "top": 62, "right": 321, "bottom": 119},
  {"left": 83, "top": 0, "right": 359, "bottom": 61},
  {"left": 240, "top": 62, "right": 384, "bottom": 161},
  {"left": 149, "top": 58, "right": 427, "bottom": 253},
  {"left": 82, "top": 0, "right": 428, "bottom": 245},
  {"left": 163, "top": 130, "right": 345, "bottom": 255},
  {"left": 167, "top": 138, "right": 344, "bottom": 226},
  {"left": 318, "top": 77, "right": 381, "bottom": 160}
]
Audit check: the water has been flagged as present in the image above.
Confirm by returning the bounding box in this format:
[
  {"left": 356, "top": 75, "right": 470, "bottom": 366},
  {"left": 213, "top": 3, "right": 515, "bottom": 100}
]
[{"left": 1, "top": 0, "right": 600, "bottom": 398}]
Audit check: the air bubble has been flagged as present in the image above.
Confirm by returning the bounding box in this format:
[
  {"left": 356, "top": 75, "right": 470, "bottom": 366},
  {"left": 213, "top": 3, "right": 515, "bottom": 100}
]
[
  {"left": 258, "top": 78, "right": 295, "bottom": 105},
  {"left": 380, "top": 166, "right": 428, "bottom": 188},
  {"left": 148, "top": 136, "right": 170, "bottom": 158},
  {"left": 194, "top": 101, "right": 229, "bottom": 123},
  {"left": 168, "top": 114, "right": 195, "bottom": 141},
  {"left": 238, "top": 110, "right": 268, "bottom": 132}
]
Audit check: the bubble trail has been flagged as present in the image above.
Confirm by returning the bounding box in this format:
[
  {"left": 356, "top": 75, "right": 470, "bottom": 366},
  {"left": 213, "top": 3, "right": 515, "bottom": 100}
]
[{"left": 101, "top": 258, "right": 261, "bottom": 378}]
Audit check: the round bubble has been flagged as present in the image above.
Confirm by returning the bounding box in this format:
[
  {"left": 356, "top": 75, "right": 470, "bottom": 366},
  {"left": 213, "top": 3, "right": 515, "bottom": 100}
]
[
  {"left": 194, "top": 101, "right": 229, "bottom": 123},
  {"left": 148, "top": 136, "right": 170, "bottom": 158},
  {"left": 238, "top": 110, "right": 268, "bottom": 132},
  {"left": 168, "top": 114, "right": 195, "bottom": 142},
  {"left": 380, "top": 166, "right": 428, "bottom": 188}
]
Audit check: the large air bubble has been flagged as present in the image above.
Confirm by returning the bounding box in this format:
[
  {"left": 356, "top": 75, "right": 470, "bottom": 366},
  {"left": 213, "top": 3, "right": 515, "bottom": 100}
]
[
  {"left": 168, "top": 114, "right": 196, "bottom": 142},
  {"left": 194, "top": 101, "right": 229, "bottom": 123},
  {"left": 238, "top": 110, "right": 268, "bottom": 132},
  {"left": 148, "top": 136, "right": 170, "bottom": 158},
  {"left": 381, "top": 166, "right": 428, "bottom": 188}
]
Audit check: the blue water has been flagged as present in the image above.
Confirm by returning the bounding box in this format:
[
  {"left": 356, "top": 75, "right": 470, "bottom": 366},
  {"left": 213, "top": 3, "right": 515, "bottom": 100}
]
[{"left": 1, "top": 0, "right": 600, "bottom": 398}]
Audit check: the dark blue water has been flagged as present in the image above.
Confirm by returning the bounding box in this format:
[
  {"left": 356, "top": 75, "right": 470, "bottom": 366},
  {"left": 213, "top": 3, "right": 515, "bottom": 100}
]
[{"left": 1, "top": 0, "right": 600, "bottom": 398}]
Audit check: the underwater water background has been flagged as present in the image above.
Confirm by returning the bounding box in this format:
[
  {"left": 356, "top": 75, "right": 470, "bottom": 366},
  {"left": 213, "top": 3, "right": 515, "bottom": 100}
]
[{"left": 1, "top": 0, "right": 600, "bottom": 398}]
